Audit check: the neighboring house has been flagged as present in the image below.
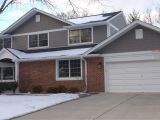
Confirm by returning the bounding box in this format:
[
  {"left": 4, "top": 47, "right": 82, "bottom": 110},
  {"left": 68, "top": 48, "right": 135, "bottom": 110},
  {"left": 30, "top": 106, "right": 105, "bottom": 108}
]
[{"left": 2, "top": 8, "right": 160, "bottom": 93}]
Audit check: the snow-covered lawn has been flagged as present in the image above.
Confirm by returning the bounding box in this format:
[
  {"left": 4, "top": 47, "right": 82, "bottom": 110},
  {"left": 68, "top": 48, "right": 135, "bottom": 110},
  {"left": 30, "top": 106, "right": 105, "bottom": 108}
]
[{"left": 0, "top": 93, "right": 79, "bottom": 120}]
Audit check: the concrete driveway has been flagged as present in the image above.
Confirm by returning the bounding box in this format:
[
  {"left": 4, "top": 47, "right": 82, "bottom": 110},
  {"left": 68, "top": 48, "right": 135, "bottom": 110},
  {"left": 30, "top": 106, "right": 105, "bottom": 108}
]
[{"left": 13, "top": 93, "right": 160, "bottom": 120}]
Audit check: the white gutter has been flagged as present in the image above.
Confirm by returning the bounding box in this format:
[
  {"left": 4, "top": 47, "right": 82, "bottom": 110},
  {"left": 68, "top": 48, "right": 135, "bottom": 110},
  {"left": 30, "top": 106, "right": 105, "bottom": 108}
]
[{"left": 13, "top": 55, "right": 83, "bottom": 62}]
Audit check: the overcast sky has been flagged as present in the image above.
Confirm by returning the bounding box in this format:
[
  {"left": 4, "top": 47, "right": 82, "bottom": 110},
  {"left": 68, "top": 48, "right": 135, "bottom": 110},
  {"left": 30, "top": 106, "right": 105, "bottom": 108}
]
[{"left": 0, "top": 0, "right": 159, "bottom": 32}]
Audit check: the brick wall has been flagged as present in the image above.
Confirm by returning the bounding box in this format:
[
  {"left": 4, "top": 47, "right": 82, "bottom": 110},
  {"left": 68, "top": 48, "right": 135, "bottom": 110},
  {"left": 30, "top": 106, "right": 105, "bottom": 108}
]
[
  {"left": 19, "top": 57, "right": 104, "bottom": 93},
  {"left": 19, "top": 60, "right": 85, "bottom": 92},
  {"left": 86, "top": 57, "right": 104, "bottom": 92}
]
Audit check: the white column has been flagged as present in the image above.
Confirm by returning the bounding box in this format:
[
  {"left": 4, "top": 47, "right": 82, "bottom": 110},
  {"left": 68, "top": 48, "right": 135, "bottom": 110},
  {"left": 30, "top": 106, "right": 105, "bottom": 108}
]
[{"left": 15, "top": 62, "right": 19, "bottom": 81}]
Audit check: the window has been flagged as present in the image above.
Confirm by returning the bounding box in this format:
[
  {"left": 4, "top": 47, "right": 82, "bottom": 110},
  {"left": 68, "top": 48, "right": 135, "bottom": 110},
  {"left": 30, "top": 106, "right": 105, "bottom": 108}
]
[
  {"left": 69, "top": 28, "right": 92, "bottom": 44},
  {"left": 29, "top": 33, "right": 48, "bottom": 48},
  {"left": 57, "top": 59, "right": 81, "bottom": 79},
  {"left": 0, "top": 38, "right": 11, "bottom": 50},
  {"left": 135, "top": 29, "right": 143, "bottom": 39},
  {"left": 0, "top": 67, "right": 14, "bottom": 81}
]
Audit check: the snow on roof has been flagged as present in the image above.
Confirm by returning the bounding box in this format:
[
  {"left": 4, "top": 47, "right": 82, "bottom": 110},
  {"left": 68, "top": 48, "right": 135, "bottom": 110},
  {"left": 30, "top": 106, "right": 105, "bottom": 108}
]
[
  {"left": 8, "top": 47, "right": 91, "bottom": 60},
  {"left": 68, "top": 12, "right": 121, "bottom": 24}
]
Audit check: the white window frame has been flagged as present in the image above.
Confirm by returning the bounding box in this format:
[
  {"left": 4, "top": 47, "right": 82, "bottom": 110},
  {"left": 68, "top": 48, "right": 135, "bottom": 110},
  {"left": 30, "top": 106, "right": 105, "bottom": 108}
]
[
  {"left": 68, "top": 27, "right": 93, "bottom": 46},
  {"left": 28, "top": 32, "right": 49, "bottom": 49},
  {"left": 56, "top": 58, "right": 83, "bottom": 81},
  {"left": 0, "top": 67, "right": 15, "bottom": 82}
]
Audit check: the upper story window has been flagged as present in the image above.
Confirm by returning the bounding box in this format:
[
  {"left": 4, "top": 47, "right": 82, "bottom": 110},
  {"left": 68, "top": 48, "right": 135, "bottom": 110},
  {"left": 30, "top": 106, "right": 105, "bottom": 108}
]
[
  {"left": 29, "top": 33, "right": 48, "bottom": 49},
  {"left": 0, "top": 38, "right": 11, "bottom": 50},
  {"left": 69, "top": 28, "right": 92, "bottom": 45}
]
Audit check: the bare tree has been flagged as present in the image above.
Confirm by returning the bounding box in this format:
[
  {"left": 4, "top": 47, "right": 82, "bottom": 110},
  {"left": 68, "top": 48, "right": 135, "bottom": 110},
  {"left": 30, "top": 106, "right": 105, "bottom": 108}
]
[
  {"left": 143, "top": 9, "right": 153, "bottom": 24},
  {"left": 0, "top": 0, "right": 104, "bottom": 15},
  {"left": 128, "top": 9, "right": 141, "bottom": 23},
  {"left": 57, "top": 10, "right": 90, "bottom": 20},
  {"left": 155, "top": 8, "right": 160, "bottom": 24}
]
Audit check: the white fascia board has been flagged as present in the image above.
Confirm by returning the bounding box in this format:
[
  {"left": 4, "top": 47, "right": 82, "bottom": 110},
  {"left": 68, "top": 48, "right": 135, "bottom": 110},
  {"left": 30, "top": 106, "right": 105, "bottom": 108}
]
[
  {"left": 0, "top": 48, "right": 19, "bottom": 61},
  {"left": 14, "top": 55, "right": 82, "bottom": 62},
  {"left": 1, "top": 9, "right": 37, "bottom": 35},
  {"left": 84, "top": 20, "right": 160, "bottom": 55}
]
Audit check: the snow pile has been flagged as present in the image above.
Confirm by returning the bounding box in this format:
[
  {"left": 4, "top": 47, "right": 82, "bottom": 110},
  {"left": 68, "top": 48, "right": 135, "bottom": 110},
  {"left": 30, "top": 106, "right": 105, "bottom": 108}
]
[
  {"left": 68, "top": 14, "right": 110, "bottom": 24},
  {"left": 0, "top": 93, "right": 79, "bottom": 120},
  {"left": 8, "top": 47, "right": 91, "bottom": 60}
]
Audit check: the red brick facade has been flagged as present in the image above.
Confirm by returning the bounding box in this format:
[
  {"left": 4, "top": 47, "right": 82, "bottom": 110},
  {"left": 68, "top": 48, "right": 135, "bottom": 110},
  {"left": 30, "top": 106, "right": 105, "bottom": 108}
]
[
  {"left": 19, "top": 57, "right": 104, "bottom": 92},
  {"left": 86, "top": 57, "right": 104, "bottom": 92}
]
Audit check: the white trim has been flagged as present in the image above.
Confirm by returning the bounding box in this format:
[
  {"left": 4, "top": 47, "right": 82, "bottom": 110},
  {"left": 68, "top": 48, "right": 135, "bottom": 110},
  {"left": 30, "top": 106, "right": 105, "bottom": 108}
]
[
  {"left": 104, "top": 61, "right": 109, "bottom": 93},
  {"left": 107, "top": 24, "right": 111, "bottom": 37},
  {"left": 108, "top": 22, "right": 119, "bottom": 31},
  {"left": 0, "top": 49, "right": 18, "bottom": 61},
  {"left": 12, "top": 28, "right": 67, "bottom": 37},
  {"left": 0, "top": 37, "right": 12, "bottom": 49},
  {"left": 1, "top": 8, "right": 73, "bottom": 35},
  {"left": 14, "top": 55, "right": 82, "bottom": 62},
  {"left": 15, "top": 62, "right": 19, "bottom": 81},
  {"left": 0, "top": 67, "right": 15, "bottom": 82},
  {"left": 28, "top": 32, "right": 49, "bottom": 50},
  {"left": 84, "top": 20, "right": 160, "bottom": 55},
  {"left": 11, "top": 36, "right": 13, "bottom": 48},
  {"left": 56, "top": 58, "right": 83, "bottom": 81},
  {"left": 0, "top": 80, "right": 16, "bottom": 82},
  {"left": 68, "top": 27, "right": 93, "bottom": 46}
]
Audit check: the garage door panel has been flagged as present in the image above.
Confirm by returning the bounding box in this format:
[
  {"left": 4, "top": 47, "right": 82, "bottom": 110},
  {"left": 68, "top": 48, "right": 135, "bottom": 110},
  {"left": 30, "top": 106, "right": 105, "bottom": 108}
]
[
  {"left": 106, "top": 61, "right": 160, "bottom": 92},
  {"left": 110, "top": 79, "right": 160, "bottom": 85},
  {"left": 109, "top": 67, "right": 160, "bottom": 74},
  {"left": 109, "top": 74, "right": 141, "bottom": 80},
  {"left": 109, "top": 85, "right": 142, "bottom": 92}
]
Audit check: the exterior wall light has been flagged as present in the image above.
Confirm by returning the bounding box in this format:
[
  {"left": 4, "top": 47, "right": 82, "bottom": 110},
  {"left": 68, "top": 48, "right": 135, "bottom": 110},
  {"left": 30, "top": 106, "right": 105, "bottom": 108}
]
[{"left": 97, "top": 62, "right": 102, "bottom": 69}]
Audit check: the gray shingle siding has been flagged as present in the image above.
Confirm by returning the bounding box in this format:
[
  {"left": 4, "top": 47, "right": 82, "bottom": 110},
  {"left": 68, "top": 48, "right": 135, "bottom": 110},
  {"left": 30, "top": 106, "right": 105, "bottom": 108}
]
[
  {"left": 11, "top": 13, "right": 70, "bottom": 34},
  {"left": 49, "top": 30, "right": 68, "bottom": 48},
  {"left": 110, "top": 14, "right": 127, "bottom": 30},
  {"left": 93, "top": 25, "right": 107, "bottom": 44},
  {"left": 12, "top": 35, "right": 28, "bottom": 50},
  {"left": 98, "top": 25, "right": 160, "bottom": 54}
]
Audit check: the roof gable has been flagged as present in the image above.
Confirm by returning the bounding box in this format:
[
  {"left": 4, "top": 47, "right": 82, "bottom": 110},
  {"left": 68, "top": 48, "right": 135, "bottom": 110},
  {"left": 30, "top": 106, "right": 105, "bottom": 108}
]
[
  {"left": 1, "top": 8, "right": 74, "bottom": 34},
  {"left": 85, "top": 20, "right": 160, "bottom": 55},
  {"left": 0, "top": 48, "right": 19, "bottom": 61}
]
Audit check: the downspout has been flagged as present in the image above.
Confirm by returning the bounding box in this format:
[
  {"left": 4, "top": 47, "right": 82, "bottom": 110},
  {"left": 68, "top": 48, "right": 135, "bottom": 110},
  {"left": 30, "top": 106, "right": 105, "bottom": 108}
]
[
  {"left": 15, "top": 61, "right": 20, "bottom": 93},
  {"left": 81, "top": 56, "right": 88, "bottom": 92}
]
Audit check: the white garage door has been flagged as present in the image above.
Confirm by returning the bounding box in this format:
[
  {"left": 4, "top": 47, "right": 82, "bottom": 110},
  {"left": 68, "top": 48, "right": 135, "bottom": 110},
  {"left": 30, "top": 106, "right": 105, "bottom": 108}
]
[{"left": 106, "top": 61, "right": 160, "bottom": 92}]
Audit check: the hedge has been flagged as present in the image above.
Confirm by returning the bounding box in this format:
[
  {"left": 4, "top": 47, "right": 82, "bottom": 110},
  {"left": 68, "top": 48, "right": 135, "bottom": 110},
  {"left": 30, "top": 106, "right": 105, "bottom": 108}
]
[{"left": 0, "top": 82, "right": 18, "bottom": 93}]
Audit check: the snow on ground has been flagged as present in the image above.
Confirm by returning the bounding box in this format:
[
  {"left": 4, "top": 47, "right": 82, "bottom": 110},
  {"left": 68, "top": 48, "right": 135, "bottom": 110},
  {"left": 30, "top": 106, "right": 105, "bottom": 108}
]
[{"left": 0, "top": 93, "right": 79, "bottom": 120}]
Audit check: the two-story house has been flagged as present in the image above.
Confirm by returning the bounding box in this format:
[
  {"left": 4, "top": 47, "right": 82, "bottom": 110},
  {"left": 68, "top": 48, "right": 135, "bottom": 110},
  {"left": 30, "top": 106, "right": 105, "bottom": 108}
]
[{"left": 1, "top": 8, "right": 160, "bottom": 93}]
